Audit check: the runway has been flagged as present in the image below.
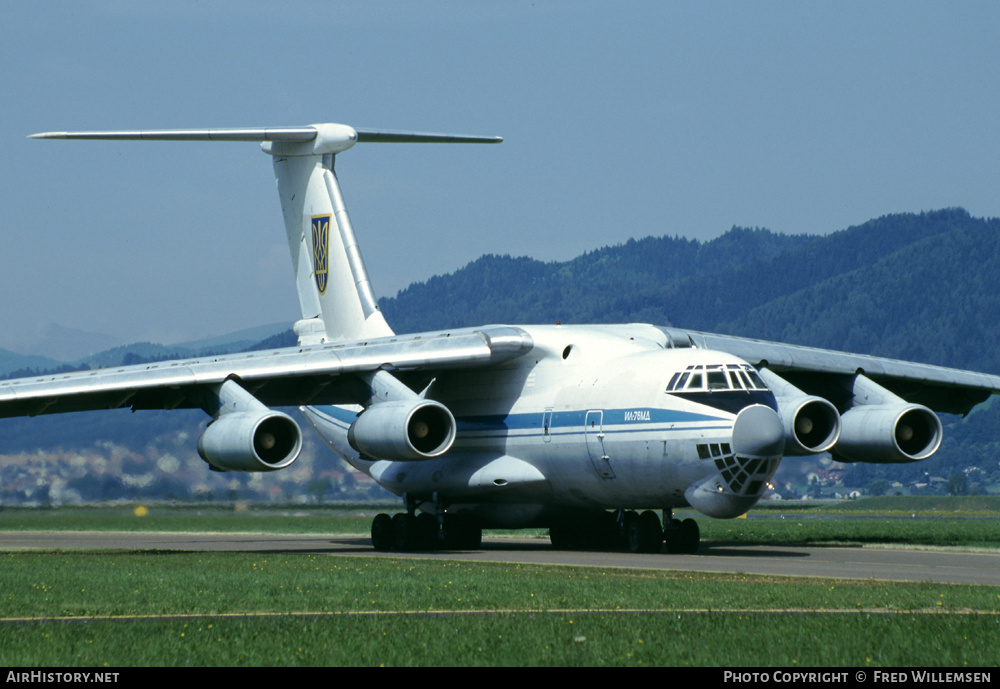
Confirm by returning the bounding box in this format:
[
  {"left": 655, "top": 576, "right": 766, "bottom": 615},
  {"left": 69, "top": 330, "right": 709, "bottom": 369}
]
[{"left": 3, "top": 531, "right": 999, "bottom": 586}]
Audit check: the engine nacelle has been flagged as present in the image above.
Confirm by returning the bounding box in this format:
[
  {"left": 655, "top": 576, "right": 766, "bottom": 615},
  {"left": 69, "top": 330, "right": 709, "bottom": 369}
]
[
  {"left": 833, "top": 404, "right": 942, "bottom": 463},
  {"left": 348, "top": 399, "right": 456, "bottom": 461},
  {"left": 774, "top": 395, "right": 841, "bottom": 455},
  {"left": 197, "top": 410, "right": 302, "bottom": 472}
]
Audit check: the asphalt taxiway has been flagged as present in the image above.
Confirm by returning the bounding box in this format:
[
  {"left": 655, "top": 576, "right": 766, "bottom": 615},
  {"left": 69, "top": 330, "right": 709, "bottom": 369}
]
[{"left": 2, "top": 531, "right": 998, "bottom": 586}]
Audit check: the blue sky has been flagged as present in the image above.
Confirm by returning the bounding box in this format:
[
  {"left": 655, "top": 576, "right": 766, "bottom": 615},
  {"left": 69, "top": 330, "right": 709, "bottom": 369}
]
[{"left": 2, "top": 1, "right": 999, "bottom": 353}]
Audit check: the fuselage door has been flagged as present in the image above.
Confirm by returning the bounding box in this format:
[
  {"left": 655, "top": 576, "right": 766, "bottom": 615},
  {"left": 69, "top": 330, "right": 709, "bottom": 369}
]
[
  {"left": 542, "top": 409, "right": 554, "bottom": 443},
  {"left": 585, "top": 409, "right": 615, "bottom": 479}
]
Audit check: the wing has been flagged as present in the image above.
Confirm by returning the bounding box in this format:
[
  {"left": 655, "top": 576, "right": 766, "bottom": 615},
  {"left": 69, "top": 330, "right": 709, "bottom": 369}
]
[
  {"left": 0, "top": 326, "right": 532, "bottom": 418},
  {"left": 666, "top": 328, "right": 1000, "bottom": 415}
]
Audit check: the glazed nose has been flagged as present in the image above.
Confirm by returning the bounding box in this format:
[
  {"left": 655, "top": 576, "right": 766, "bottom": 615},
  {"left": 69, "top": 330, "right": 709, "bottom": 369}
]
[{"left": 732, "top": 404, "right": 784, "bottom": 457}]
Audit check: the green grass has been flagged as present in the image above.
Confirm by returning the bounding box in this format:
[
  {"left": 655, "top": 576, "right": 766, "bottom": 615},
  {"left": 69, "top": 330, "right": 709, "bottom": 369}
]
[
  {"left": 1, "top": 551, "right": 998, "bottom": 666},
  {"left": 0, "top": 503, "right": 381, "bottom": 535},
  {"left": 695, "top": 496, "right": 1000, "bottom": 548},
  {"left": 3, "top": 498, "right": 999, "bottom": 549},
  {"left": 756, "top": 495, "right": 1000, "bottom": 517},
  {"left": 698, "top": 514, "right": 1000, "bottom": 549},
  {"left": 6, "top": 551, "right": 997, "bottom": 617},
  {"left": 4, "top": 610, "right": 997, "bottom": 667},
  {"left": 2, "top": 499, "right": 999, "bottom": 666}
]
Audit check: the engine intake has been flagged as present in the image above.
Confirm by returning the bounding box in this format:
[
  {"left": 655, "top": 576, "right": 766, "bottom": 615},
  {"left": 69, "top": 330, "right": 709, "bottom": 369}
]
[
  {"left": 348, "top": 399, "right": 456, "bottom": 461},
  {"left": 197, "top": 410, "right": 302, "bottom": 472},
  {"left": 775, "top": 396, "right": 841, "bottom": 455}
]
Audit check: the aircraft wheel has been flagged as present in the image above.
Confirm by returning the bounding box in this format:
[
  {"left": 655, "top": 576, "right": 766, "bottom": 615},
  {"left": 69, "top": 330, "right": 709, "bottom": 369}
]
[
  {"left": 678, "top": 518, "right": 700, "bottom": 554},
  {"left": 417, "top": 512, "right": 440, "bottom": 550},
  {"left": 392, "top": 513, "right": 421, "bottom": 551},
  {"left": 592, "top": 510, "right": 619, "bottom": 549},
  {"left": 448, "top": 512, "right": 482, "bottom": 550},
  {"left": 416, "top": 512, "right": 439, "bottom": 550},
  {"left": 665, "top": 518, "right": 700, "bottom": 554},
  {"left": 371, "top": 513, "right": 394, "bottom": 551},
  {"left": 628, "top": 510, "right": 663, "bottom": 554},
  {"left": 549, "top": 523, "right": 574, "bottom": 550},
  {"left": 619, "top": 511, "right": 638, "bottom": 549}
]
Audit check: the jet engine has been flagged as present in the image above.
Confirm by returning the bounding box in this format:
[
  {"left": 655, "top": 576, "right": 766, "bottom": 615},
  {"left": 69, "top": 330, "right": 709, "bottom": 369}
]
[
  {"left": 774, "top": 396, "right": 841, "bottom": 455},
  {"left": 348, "top": 399, "right": 456, "bottom": 461},
  {"left": 828, "top": 373, "right": 943, "bottom": 463},
  {"left": 197, "top": 409, "right": 302, "bottom": 472},
  {"left": 758, "top": 368, "right": 840, "bottom": 455},
  {"left": 833, "top": 404, "right": 942, "bottom": 463}
]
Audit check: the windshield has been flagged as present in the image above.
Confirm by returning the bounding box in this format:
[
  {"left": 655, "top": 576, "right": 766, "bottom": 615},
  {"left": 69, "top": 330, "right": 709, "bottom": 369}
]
[{"left": 666, "top": 364, "right": 769, "bottom": 393}]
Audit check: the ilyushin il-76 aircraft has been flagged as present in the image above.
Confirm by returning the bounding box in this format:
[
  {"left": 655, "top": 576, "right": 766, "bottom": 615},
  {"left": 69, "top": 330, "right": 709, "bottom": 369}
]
[{"left": 6, "top": 124, "right": 1000, "bottom": 554}]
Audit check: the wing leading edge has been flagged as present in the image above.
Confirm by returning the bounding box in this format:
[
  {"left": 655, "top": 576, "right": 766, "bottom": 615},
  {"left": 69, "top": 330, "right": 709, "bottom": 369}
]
[
  {"left": 0, "top": 326, "right": 532, "bottom": 419},
  {"left": 5, "top": 325, "right": 997, "bottom": 418}
]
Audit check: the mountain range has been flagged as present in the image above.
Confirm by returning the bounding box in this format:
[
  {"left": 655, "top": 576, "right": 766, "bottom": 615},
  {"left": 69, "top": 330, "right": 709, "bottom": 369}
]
[
  {"left": 382, "top": 208, "right": 1000, "bottom": 375},
  {"left": 0, "top": 323, "right": 293, "bottom": 377},
  {"left": 3, "top": 208, "right": 999, "bottom": 501}
]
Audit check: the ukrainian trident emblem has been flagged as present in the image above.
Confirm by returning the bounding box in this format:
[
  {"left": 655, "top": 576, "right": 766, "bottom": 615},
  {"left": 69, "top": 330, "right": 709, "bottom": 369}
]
[{"left": 312, "top": 215, "right": 331, "bottom": 295}]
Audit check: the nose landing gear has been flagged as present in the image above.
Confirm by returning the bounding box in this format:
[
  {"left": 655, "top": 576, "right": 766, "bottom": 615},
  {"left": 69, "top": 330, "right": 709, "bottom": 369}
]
[
  {"left": 625, "top": 509, "right": 700, "bottom": 554},
  {"left": 663, "top": 512, "right": 700, "bottom": 554}
]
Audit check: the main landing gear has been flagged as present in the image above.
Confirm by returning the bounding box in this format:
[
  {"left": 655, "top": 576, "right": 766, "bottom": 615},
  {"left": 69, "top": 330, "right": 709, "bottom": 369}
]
[
  {"left": 370, "top": 493, "right": 482, "bottom": 552},
  {"left": 549, "top": 509, "right": 700, "bottom": 554}
]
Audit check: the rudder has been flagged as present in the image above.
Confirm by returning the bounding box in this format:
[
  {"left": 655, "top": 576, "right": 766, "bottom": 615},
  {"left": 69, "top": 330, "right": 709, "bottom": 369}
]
[{"left": 271, "top": 151, "right": 392, "bottom": 344}]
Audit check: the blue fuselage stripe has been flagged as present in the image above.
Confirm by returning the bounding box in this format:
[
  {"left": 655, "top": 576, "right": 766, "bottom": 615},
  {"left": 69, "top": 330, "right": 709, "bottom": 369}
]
[
  {"left": 457, "top": 407, "right": 723, "bottom": 433},
  {"left": 311, "top": 405, "right": 730, "bottom": 438}
]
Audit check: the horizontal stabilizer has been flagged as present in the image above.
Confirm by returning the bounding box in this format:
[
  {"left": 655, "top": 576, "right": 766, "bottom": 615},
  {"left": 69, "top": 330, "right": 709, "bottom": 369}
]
[
  {"left": 355, "top": 129, "right": 502, "bottom": 144},
  {"left": 30, "top": 125, "right": 502, "bottom": 146},
  {"left": 28, "top": 128, "right": 320, "bottom": 142}
]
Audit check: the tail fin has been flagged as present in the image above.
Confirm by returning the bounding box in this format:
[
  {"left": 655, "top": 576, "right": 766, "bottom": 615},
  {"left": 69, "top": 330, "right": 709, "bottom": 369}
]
[
  {"left": 30, "top": 124, "right": 502, "bottom": 344},
  {"left": 269, "top": 133, "right": 392, "bottom": 343}
]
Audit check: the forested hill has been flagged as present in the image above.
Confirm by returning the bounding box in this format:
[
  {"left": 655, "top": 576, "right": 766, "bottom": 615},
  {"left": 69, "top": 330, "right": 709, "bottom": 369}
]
[
  {"left": 3, "top": 208, "right": 1000, "bottom": 501},
  {"left": 380, "top": 208, "right": 1000, "bottom": 375}
]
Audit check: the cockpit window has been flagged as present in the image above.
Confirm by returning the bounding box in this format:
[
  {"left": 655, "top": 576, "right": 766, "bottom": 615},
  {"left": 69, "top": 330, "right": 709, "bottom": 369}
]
[
  {"left": 707, "top": 370, "right": 727, "bottom": 390},
  {"left": 734, "top": 369, "right": 752, "bottom": 390},
  {"left": 666, "top": 364, "right": 770, "bottom": 393},
  {"left": 745, "top": 368, "right": 767, "bottom": 390},
  {"left": 667, "top": 371, "right": 681, "bottom": 390}
]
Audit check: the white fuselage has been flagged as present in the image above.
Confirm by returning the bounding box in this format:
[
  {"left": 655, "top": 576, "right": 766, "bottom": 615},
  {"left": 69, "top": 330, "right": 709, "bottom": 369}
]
[{"left": 301, "top": 324, "right": 781, "bottom": 527}]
